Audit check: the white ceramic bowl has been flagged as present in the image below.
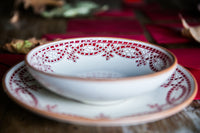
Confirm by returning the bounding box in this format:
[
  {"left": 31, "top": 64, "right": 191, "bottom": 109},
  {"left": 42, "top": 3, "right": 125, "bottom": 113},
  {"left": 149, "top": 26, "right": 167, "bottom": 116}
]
[{"left": 26, "top": 37, "right": 177, "bottom": 105}]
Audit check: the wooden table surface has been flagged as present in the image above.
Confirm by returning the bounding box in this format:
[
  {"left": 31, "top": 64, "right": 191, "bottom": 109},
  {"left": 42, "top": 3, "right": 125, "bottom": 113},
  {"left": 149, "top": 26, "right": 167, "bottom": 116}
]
[{"left": 0, "top": 1, "right": 200, "bottom": 133}]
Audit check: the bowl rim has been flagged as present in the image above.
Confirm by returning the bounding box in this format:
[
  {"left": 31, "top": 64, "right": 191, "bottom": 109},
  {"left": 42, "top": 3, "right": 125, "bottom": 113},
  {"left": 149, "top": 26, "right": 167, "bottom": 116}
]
[{"left": 25, "top": 37, "right": 177, "bottom": 82}]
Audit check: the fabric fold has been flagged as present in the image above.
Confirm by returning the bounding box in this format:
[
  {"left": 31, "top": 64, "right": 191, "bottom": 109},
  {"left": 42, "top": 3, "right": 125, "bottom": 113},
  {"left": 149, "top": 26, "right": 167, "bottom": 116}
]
[{"left": 67, "top": 19, "right": 143, "bottom": 33}]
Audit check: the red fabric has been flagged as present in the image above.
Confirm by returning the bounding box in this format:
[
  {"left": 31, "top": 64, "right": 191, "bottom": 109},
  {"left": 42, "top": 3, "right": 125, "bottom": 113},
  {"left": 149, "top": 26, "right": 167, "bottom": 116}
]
[
  {"left": 67, "top": 19, "right": 143, "bottom": 33},
  {"left": 170, "top": 48, "right": 200, "bottom": 70},
  {"left": 145, "top": 22, "right": 200, "bottom": 44},
  {"left": 189, "top": 69, "right": 200, "bottom": 99},
  {"left": 42, "top": 33, "right": 148, "bottom": 42},
  {"left": 146, "top": 24, "right": 190, "bottom": 44},
  {"left": 143, "top": 10, "right": 196, "bottom": 21},
  {"left": 169, "top": 48, "right": 200, "bottom": 100},
  {"left": 0, "top": 54, "right": 25, "bottom": 79},
  {"left": 0, "top": 64, "right": 9, "bottom": 80},
  {"left": 95, "top": 9, "right": 135, "bottom": 18}
]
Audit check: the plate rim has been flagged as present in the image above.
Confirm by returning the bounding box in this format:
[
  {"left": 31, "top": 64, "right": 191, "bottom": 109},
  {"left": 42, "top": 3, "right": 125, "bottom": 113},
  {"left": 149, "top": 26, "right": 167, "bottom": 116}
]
[{"left": 2, "top": 61, "right": 197, "bottom": 126}]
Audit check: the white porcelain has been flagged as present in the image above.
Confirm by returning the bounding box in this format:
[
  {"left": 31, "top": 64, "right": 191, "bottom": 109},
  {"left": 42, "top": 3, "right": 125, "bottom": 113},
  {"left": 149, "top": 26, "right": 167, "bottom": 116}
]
[
  {"left": 25, "top": 37, "right": 177, "bottom": 104},
  {"left": 3, "top": 61, "right": 197, "bottom": 126}
]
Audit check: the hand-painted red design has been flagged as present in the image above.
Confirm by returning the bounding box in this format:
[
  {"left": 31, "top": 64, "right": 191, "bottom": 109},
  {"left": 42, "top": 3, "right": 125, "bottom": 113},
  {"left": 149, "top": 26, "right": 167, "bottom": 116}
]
[
  {"left": 148, "top": 104, "right": 166, "bottom": 111},
  {"left": 30, "top": 39, "right": 172, "bottom": 72},
  {"left": 148, "top": 68, "right": 191, "bottom": 111},
  {"left": 9, "top": 65, "right": 40, "bottom": 107},
  {"left": 46, "top": 104, "right": 57, "bottom": 112},
  {"left": 15, "top": 87, "right": 38, "bottom": 106},
  {"left": 7, "top": 63, "right": 194, "bottom": 120}
]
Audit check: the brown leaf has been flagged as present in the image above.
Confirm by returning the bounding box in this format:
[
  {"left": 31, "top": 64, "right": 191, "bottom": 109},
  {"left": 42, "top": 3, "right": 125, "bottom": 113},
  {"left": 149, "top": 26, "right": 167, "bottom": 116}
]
[
  {"left": 15, "top": 0, "right": 64, "bottom": 13},
  {"left": 3, "top": 38, "right": 49, "bottom": 54},
  {"left": 10, "top": 11, "right": 19, "bottom": 24},
  {"left": 180, "top": 14, "right": 200, "bottom": 43}
]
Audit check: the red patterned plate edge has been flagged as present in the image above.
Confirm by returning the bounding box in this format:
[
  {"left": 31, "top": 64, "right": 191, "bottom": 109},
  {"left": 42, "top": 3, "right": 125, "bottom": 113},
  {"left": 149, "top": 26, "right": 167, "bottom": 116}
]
[{"left": 2, "top": 61, "right": 197, "bottom": 126}]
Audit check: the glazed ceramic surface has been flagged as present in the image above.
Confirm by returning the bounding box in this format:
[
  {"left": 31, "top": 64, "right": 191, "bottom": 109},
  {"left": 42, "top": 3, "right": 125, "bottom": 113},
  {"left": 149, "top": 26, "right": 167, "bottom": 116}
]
[
  {"left": 25, "top": 37, "right": 177, "bottom": 104},
  {"left": 3, "top": 61, "right": 196, "bottom": 126}
]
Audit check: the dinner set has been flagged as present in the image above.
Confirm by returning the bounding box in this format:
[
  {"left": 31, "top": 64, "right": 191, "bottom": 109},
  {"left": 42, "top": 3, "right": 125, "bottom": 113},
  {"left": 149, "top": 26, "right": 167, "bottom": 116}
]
[{"left": 3, "top": 37, "right": 197, "bottom": 126}]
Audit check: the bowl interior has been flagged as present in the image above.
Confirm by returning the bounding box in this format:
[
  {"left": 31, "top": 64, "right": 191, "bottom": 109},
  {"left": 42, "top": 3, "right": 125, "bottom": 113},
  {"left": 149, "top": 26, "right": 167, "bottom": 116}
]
[{"left": 26, "top": 38, "right": 175, "bottom": 79}]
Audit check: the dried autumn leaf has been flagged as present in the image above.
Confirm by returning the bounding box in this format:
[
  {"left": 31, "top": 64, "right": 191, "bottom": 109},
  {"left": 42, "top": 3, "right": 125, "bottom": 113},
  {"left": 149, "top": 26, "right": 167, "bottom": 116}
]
[
  {"left": 10, "top": 11, "right": 19, "bottom": 24},
  {"left": 180, "top": 14, "right": 200, "bottom": 42},
  {"left": 15, "top": 0, "right": 64, "bottom": 13},
  {"left": 3, "top": 39, "right": 24, "bottom": 53},
  {"left": 3, "top": 38, "right": 48, "bottom": 54}
]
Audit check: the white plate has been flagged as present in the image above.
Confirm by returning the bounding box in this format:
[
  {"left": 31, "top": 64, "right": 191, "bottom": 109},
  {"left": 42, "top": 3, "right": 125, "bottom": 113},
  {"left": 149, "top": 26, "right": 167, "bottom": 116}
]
[{"left": 3, "top": 61, "right": 197, "bottom": 126}]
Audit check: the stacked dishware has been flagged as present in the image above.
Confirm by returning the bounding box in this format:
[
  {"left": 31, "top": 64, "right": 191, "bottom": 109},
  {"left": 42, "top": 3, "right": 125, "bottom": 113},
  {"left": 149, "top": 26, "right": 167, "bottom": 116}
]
[{"left": 3, "top": 37, "right": 197, "bottom": 126}]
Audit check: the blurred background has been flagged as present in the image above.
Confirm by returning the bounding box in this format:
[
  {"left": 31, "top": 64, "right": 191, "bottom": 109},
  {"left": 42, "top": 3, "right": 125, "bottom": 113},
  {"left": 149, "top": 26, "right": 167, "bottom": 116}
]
[
  {"left": 0, "top": 0, "right": 200, "bottom": 51},
  {"left": 0, "top": 0, "right": 199, "bottom": 16}
]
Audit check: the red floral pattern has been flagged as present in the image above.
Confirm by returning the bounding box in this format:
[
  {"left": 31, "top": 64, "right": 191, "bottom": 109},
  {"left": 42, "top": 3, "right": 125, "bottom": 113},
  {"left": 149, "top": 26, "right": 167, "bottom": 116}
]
[
  {"left": 30, "top": 39, "right": 173, "bottom": 72},
  {"left": 148, "top": 68, "right": 191, "bottom": 111},
  {"left": 7, "top": 63, "right": 193, "bottom": 119},
  {"left": 9, "top": 65, "right": 40, "bottom": 106}
]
